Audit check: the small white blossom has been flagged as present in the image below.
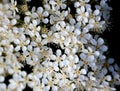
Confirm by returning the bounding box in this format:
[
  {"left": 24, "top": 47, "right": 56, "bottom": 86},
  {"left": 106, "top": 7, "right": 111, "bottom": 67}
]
[
  {"left": 10, "top": 0, "right": 18, "bottom": 16},
  {"left": 80, "top": 69, "right": 87, "bottom": 75}
]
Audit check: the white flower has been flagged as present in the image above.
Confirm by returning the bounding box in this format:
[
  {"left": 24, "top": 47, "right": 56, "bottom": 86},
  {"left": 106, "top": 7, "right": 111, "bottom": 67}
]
[
  {"left": 42, "top": 18, "right": 49, "bottom": 24},
  {"left": 105, "top": 75, "right": 112, "bottom": 81},
  {"left": 76, "top": 6, "right": 89, "bottom": 25},
  {"left": 80, "top": 53, "right": 87, "bottom": 60},
  {"left": 22, "top": 46, "right": 27, "bottom": 52},
  {"left": 10, "top": 0, "right": 18, "bottom": 16},
  {"left": 69, "top": 18, "right": 76, "bottom": 25},
  {"left": 14, "top": 39, "right": 20, "bottom": 44},
  {"left": 95, "top": 0, "right": 112, "bottom": 20},
  {"left": 8, "top": 75, "right": 25, "bottom": 91},
  {"left": 52, "top": 62, "right": 59, "bottom": 72},
  {"left": 94, "top": 51, "right": 100, "bottom": 57},
  {"left": 24, "top": 16, "right": 31, "bottom": 24},
  {"left": 97, "top": 37, "right": 104, "bottom": 46},
  {"left": 11, "top": 19, "right": 17, "bottom": 25},
  {"left": 80, "top": 69, "right": 87, "bottom": 75},
  {"left": 52, "top": 85, "right": 58, "bottom": 91},
  {"left": 77, "top": 28, "right": 92, "bottom": 44},
  {"left": 90, "top": 37, "right": 108, "bottom": 53},
  {"left": 0, "top": 83, "right": 6, "bottom": 90},
  {"left": 87, "top": 55, "right": 95, "bottom": 62},
  {"left": 74, "top": 2, "right": 80, "bottom": 8},
  {"left": 74, "top": 28, "right": 81, "bottom": 36},
  {"left": 49, "top": 0, "right": 67, "bottom": 10},
  {"left": 36, "top": 7, "right": 49, "bottom": 23},
  {"left": 108, "top": 58, "right": 114, "bottom": 64},
  {"left": 114, "top": 64, "right": 120, "bottom": 71},
  {"left": 43, "top": 86, "right": 50, "bottom": 91},
  {"left": 100, "top": 45, "right": 108, "bottom": 52},
  {"left": 0, "top": 76, "right": 4, "bottom": 82}
]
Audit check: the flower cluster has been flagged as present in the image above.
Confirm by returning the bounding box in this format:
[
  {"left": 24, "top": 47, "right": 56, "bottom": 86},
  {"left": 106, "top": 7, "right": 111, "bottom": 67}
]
[{"left": 0, "top": 0, "right": 119, "bottom": 91}]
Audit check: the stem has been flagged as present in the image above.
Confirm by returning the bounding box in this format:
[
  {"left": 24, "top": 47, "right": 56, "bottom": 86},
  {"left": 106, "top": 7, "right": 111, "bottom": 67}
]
[{"left": 90, "top": 0, "right": 95, "bottom": 4}]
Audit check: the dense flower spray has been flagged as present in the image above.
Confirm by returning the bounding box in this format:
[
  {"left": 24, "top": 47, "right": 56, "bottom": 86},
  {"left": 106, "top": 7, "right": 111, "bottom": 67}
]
[{"left": 0, "top": 0, "right": 119, "bottom": 91}]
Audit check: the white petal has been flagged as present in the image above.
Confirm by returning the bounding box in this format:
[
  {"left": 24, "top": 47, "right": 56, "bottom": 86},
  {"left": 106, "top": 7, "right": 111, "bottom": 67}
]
[
  {"left": 106, "top": 75, "right": 112, "bottom": 81},
  {"left": 95, "top": 16, "right": 101, "bottom": 21},
  {"left": 61, "top": 4, "right": 67, "bottom": 9},
  {"left": 43, "top": 86, "right": 50, "bottom": 91},
  {"left": 69, "top": 18, "right": 76, "bottom": 25},
  {"left": 24, "top": 16, "right": 30, "bottom": 24},
  {"left": 76, "top": 8, "right": 81, "bottom": 14},
  {"left": 56, "top": 49, "right": 62, "bottom": 56},
  {"left": 65, "top": 48, "right": 70, "bottom": 54},
  {"left": 52, "top": 86, "right": 58, "bottom": 91},
  {"left": 27, "top": 45, "right": 33, "bottom": 51},
  {"left": 25, "top": 11, "right": 31, "bottom": 15},
  {"left": 80, "top": 53, "right": 86, "bottom": 60},
  {"left": 14, "top": 39, "right": 20, "bottom": 44},
  {"left": 81, "top": 38, "right": 87, "bottom": 44},
  {"left": 15, "top": 46, "right": 20, "bottom": 51},
  {"left": 74, "top": 29, "right": 81, "bottom": 35},
  {"left": 11, "top": 19, "right": 17, "bottom": 25},
  {"left": 94, "top": 51, "right": 100, "bottom": 56},
  {"left": 83, "top": 17, "right": 88, "bottom": 23},
  {"left": 81, "top": 6, "right": 85, "bottom": 13},
  {"left": 90, "top": 39, "right": 97, "bottom": 45},
  {"left": 83, "top": 28, "right": 89, "bottom": 33},
  {"left": 94, "top": 9, "right": 100, "bottom": 15},
  {"left": 76, "top": 16, "right": 82, "bottom": 21},
  {"left": 74, "top": 2, "right": 80, "bottom": 8},
  {"left": 60, "top": 21, "right": 66, "bottom": 28},
  {"left": 22, "top": 46, "right": 27, "bottom": 52},
  {"left": 0, "top": 76, "right": 4, "bottom": 82},
  {"left": 32, "top": 20, "right": 37, "bottom": 26},
  {"left": 89, "top": 19, "right": 95, "bottom": 24},
  {"left": 108, "top": 58, "right": 114, "bottom": 64},
  {"left": 98, "top": 38, "right": 104, "bottom": 45},
  {"left": 80, "top": 69, "right": 87, "bottom": 75},
  {"left": 50, "top": 55, "right": 56, "bottom": 60},
  {"left": 42, "top": 18, "right": 49, "bottom": 24},
  {"left": 37, "top": 7, "right": 43, "bottom": 14},
  {"left": 43, "top": 11, "right": 49, "bottom": 17},
  {"left": 0, "top": 83, "right": 6, "bottom": 90},
  {"left": 85, "top": 34, "right": 91, "bottom": 40},
  {"left": 32, "top": 13, "right": 38, "bottom": 18},
  {"left": 85, "top": 12, "right": 89, "bottom": 17},
  {"left": 100, "top": 45, "right": 108, "bottom": 52},
  {"left": 87, "top": 55, "right": 95, "bottom": 62},
  {"left": 114, "top": 64, "right": 120, "bottom": 71},
  {"left": 33, "top": 55, "right": 38, "bottom": 62},
  {"left": 54, "top": 66, "right": 59, "bottom": 71}
]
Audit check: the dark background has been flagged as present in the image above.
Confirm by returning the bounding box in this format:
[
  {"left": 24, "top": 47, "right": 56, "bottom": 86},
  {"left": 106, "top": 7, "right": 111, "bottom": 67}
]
[
  {"left": 103, "top": 0, "right": 120, "bottom": 90},
  {"left": 103, "top": 0, "right": 120, "bottom": 64}
]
